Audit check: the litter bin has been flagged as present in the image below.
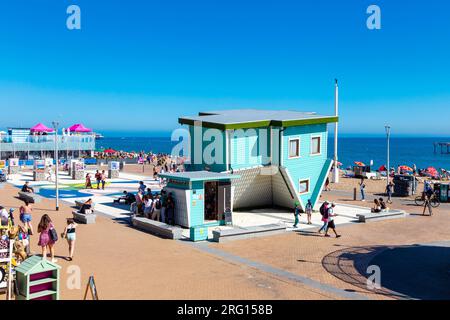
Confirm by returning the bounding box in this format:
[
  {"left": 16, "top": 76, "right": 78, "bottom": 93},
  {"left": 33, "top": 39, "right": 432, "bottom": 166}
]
[{"left": 440, "top": 184, "right": 449, "bottom": 202}]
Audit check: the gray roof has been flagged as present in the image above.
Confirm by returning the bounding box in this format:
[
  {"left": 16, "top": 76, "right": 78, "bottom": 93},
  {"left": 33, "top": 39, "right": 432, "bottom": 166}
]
[
  {"left": 159, "top": 170, "right": 240, "bottom": 182},
  {"left": 178, "top": 109, "right": 337, "bottom": 129}
]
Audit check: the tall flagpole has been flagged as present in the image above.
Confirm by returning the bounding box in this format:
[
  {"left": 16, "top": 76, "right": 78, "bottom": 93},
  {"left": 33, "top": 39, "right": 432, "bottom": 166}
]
[{"left": 332, "top": 79, "right": 339, "bottom": 183}]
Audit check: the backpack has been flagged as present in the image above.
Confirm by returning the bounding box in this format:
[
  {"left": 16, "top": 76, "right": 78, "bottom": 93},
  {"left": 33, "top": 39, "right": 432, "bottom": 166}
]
[
  {"left": 319, "top": 203, "right": 327, "bottom": 216},
  {"left": 155, "top": 199, "right": 161, "bottom": 210}
]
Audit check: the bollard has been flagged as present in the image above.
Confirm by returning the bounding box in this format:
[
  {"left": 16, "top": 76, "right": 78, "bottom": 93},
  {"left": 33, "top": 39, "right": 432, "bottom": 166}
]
[{"left": 353, "top": 187, "right": 357, "bottom": 201}]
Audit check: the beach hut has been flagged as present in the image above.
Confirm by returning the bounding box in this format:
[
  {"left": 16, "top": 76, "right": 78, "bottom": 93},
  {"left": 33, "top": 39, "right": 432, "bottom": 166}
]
[{"left": 15, "top": 255, "right": 61, "bottom": 300}]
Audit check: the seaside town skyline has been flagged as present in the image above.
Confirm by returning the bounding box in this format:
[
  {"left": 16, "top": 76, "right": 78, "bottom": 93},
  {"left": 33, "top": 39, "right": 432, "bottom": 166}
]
[{"left": 1, "top": 0, "right": 449, "bottom": 135}]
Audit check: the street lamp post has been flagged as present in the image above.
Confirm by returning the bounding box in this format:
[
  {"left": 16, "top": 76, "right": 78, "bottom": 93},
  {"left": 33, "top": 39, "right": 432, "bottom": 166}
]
[
  {"left": 332, "top": 79, "right": 340, "bottom": 183},
  {"left": 385, "top": 125, "right": 391, "bottom": 190},
  {"left": 52, "top": 121, "right": 60, "bottom": 211}
]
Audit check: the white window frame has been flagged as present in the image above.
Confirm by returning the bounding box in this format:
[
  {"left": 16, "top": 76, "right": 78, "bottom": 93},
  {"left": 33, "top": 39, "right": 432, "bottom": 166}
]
[
  {"left": 288, "top": 137, "right": 301, "bottom": 159},
  {"left": 298, "top": 178, "right": 310, "bottom": 195},
  {"left": 310, "top": 134, "right": 322, "bottom": 156}
]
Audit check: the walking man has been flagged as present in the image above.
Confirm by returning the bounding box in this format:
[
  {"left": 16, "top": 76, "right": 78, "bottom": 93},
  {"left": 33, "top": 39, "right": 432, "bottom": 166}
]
[
  {"left": 325, "top": 203, "right": 341, "bottom": 238},
  {"left": 386, "top": 181, "right": 394, "bottom": 204},
  {"left": 293, "top": 201, "right": 301, "bottom": 228},
  {"left": 423, "top": 194, "right": 433, "bottom": 216},
  {"left": 95, "top": 170, "right": 101, "bottom": 189}
]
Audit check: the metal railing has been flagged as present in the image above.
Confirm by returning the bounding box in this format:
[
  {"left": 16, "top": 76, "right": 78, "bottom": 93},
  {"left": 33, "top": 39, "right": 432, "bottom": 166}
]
[{"left": 0, "top": 134, "right": 95, "bottom": 152}]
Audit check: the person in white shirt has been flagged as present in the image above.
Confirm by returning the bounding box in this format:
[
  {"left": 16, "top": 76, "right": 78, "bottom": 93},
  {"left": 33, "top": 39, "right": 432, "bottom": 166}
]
[{"left": 325, "top": 203, "right": 341, "bottom": 238}]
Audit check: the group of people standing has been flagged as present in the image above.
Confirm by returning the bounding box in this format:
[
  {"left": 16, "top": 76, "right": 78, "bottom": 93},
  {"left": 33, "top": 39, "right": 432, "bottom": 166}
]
[
  {"left": 293, "top": 200, "right": 341, "bottom": 238},
  {"left": 134, "top": 181, "right": 176, "bottom": 225},
  {"left": 85, "top": 170, "right": 107, "bottom": 189},
  {"left": 6, "top": 195, "right": 78, "bottom": 262}
]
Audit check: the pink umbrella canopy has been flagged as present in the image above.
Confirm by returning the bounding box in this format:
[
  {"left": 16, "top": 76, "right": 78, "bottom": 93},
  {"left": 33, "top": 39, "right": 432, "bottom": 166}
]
[
  {"left": 68, "top": 123, "right": 92, "bottom": 133},
  {"left": 30, "top": 123, "right": 54, "bottom": 133},
  {"left": 425, "top": 166, "right": 438, "bottom": 177}
]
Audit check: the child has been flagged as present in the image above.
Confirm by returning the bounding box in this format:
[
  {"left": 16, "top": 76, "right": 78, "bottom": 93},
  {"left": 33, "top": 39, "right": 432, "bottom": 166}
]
[
  {"left": 305, "top": 199, "right": 313, "bottom": 225},
  {"left": 62, "top": 218, "right": 77, "bottom": 261},
  {"left": 37, "top": 214, "right": 57, "bottom": 262}
]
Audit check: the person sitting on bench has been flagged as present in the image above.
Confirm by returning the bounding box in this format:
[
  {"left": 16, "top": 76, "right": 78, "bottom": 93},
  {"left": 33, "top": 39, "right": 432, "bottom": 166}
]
[
  {"left": 79, "top": 198, "right": 93, "bottom": 214},
  {"left": 21, "top": 182, "right": 34, "bottom": 193},
  {"left": 114, "top": 191, "right": 136, "bottom": 205}
]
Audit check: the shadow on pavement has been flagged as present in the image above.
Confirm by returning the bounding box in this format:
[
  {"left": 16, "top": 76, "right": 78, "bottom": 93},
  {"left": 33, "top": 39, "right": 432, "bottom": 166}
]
[{"left": 322, "top": 243, "right": 450, "bottom": 300}]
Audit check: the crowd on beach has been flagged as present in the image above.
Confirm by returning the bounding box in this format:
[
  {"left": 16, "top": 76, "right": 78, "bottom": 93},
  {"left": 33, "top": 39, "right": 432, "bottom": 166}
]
[{"left": 93, "top": 150, "right": 185, "bottom": 167}]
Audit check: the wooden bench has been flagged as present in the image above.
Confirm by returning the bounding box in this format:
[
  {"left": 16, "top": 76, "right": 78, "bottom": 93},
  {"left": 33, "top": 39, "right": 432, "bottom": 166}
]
[
  {"left": 356, "top": 210, "right": 406, "bottom": 223},
  {"left": 212, "top": 223, "right": 286, "bottom": 243},
  {"left": 72, "top": 211, "right": 97, "bottom": 224},
  {"left": 18, "top": 191, "right": 41, "bottom": 204},
  {"left": 131, "top": 216, "right": 183, "bottom": 240}
]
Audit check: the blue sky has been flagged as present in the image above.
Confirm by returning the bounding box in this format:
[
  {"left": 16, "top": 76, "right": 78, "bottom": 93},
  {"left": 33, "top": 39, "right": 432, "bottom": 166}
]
[{"left": 1, "top": 0, "right": 449, "bottom": 136}]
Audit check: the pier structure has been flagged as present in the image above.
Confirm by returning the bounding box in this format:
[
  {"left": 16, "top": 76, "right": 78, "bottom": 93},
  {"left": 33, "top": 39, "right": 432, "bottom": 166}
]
[
  {"left": 434, "top": 142, "right": 450, "bottom": 154},
  {"left": 0, "top": 131, "right": 95, "bottom": 160}
]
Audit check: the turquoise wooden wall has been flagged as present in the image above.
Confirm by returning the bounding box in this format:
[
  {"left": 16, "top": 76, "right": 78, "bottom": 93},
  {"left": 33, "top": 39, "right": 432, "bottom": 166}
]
[
  {"left": 188, "top": 125, "right": 227, "bottom": 172},
  {"left": 229, "top": 127, "right": 271, "bottom": 170},
  {"left": 282, "top": 124, "right": 329, "bottom": 207},
  {"left": 189, "top": 181, "right": 205, "bottom": 227}
]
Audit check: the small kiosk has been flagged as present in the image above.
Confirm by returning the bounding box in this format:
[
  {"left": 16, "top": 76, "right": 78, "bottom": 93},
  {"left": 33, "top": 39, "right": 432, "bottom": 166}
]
[
  {"left": 15, "top": 255, "right": 61, "bottom": 300},
  {"left": 71, "top": 160, "right": 85, "bottom": 180},
  {"left": 33, "top": 159, "right": 46, "bottom": 181},
  {"left": 159, "top": 171, "right": 239, "bottom": 241},
  {"left": 108, "top": 161, "right": 120, "bottom": 179},
  {"left": 8, "top": 158, "right": 20, "bottom": 175}
]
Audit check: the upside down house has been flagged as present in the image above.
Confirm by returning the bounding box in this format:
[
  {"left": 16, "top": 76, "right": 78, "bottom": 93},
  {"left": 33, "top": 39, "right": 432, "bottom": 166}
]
[{"left": 159, "top": 109, "right": 338, "bottom": 230}]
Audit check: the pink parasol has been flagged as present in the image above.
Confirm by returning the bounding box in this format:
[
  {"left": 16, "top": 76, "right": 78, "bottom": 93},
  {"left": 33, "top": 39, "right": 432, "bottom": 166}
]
[
  {"left": 378, "top": 165, "right": 387, "bottom": 172},
  {"left": 425, "top": 166, "right": 438, "bottom": 177},
  {"left": 30, "top": 123, "right": 54, "bottom": 133},
  {"left": 399, "top": 165, "right": 413, "bottom": 172},
  {"left": 354, "top": 161, "right": 365, "bottom": 166},
  {"left": 103, "top": 148, "right": 117, "bottom": 154},
  {"left": 68, "top": 123, "right": 92, "bottom": 133}
]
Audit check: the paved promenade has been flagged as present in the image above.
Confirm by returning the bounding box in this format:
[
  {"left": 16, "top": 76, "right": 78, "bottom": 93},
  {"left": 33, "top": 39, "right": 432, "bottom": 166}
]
[{"left": 1, "top": 173, "right": 449, "bottom": 300}]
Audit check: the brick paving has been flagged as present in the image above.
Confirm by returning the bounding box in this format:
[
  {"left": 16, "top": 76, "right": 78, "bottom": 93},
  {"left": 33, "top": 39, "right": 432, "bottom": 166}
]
[{"left": 2, "top": 175, "right": 449, "bottom": 300}]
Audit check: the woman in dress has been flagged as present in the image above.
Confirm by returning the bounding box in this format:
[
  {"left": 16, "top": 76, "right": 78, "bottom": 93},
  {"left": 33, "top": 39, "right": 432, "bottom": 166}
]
[
  {"left": 38, "top": 214, "right": 57, "bottom": 262},
  {"left": 85, "top": 173, "right": 93, "bottom": 189}
]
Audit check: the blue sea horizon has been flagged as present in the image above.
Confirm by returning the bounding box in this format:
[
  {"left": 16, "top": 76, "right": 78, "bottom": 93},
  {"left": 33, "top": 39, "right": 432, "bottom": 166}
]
[{"left": 96, "top": 136, "right": 450, "bottom": 171}]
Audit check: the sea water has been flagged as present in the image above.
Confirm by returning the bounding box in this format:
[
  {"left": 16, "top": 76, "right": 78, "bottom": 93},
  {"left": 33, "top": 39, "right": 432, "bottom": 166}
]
[{"left": 97, "top": 136, "right": 450, "bottom": 170}]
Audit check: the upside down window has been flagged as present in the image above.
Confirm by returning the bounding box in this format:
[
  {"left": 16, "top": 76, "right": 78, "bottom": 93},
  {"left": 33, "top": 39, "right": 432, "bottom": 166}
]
[
  {"left": 311, "top": 136, "right": 321, "bottom": 155},
  {"left": 288, "top": 138, "right": 300, "bottom": 158},
  {"left": 299, "top": 179, "right": 310, "bottom": 194}
]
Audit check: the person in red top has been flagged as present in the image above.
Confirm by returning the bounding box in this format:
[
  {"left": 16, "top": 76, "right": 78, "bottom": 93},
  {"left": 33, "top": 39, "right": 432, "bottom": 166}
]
[{"left": 95, "top": 170, "right": 101, "bottom": 189}]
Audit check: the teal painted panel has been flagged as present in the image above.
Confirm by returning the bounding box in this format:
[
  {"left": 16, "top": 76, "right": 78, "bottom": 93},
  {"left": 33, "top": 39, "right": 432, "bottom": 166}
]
[
  {"left": 187, "top": 125, "right": 227, "bottom": 172},
  {"left": 189, "top": 226, "right": 208, "bottom": 241},
  {"left": 230, "top": 127, "right": 271, "bottom": 170},
  {"left": 189, "top": 188, "right": 204, "bottom": 227},
  {"left": 310, "top": 158, "right": 332, "bottom": 207},
  {"left": 282, "top": 124, "right": 329, "bottom": 207}
]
